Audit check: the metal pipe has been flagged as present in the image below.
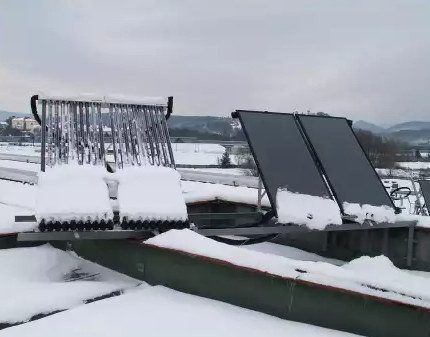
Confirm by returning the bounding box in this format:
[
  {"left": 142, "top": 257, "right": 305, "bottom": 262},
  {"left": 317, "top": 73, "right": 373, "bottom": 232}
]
[
  {"left": 109, "top": 104, "right": 118, "bottom": 168},
  {"left": 97, "top": 103, "right": 106, "bottom": 165},
  {"left": 40, "top": 100, "right": 46, "bottom": 172},
  {"left": 147, "top": 106, "right": 162, "bottom": 165}
]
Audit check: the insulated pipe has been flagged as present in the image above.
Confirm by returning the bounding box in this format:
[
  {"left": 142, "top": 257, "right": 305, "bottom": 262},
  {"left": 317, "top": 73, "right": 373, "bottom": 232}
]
[
  {"left": 165, "top": 96, "right": 173, "bottom": 120},
  {"left": 30, "top": 95, "right": 42, "bottom": 125}
]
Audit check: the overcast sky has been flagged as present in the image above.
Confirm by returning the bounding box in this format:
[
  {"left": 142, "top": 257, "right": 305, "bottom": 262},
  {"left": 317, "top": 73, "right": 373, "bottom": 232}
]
[{"left": 1, "top": 1, "right": 429, "bottom": 125}]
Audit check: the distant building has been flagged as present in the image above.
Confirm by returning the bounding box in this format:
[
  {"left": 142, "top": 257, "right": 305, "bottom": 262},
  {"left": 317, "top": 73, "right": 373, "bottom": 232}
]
[{"left": 11, "top": 117, "right": 38, "bottom": 131}]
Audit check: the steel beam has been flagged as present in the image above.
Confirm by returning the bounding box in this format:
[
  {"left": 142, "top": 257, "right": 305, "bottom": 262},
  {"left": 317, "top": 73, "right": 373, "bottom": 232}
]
[{"left": 17, "top": 230, "right": 151, "bottom": 242}]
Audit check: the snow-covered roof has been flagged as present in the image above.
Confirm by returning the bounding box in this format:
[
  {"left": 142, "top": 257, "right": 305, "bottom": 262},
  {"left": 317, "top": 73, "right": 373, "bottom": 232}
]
[
  {"left": 0, "top": 245, "right": 138, "bottom": 325},
  {"left": 1, "top": 268, "right": 357, "bottom": 336},
  {"left": 146, "top": 229, "right": 430, "bottom": 310}
]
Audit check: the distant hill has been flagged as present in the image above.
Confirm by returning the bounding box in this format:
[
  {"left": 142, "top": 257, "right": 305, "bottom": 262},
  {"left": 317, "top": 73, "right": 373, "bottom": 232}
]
[
  {"left": 168, "top": 115, "right": 239, "bottom": 133},
  {"left": 387, "top": 121, "right": 430, "bottom": 133},
  {"left": 353, "top": 119, "right": 430, "bottom": 145},
  {"left": 353, "top": 120, "right": 386, "bottom": 134},
  {"left": 167, "top": 115, "right": 241, "bottom": 139},
  {"left": 0, "top": 110, "right": 30, "bottom": 121},
  {"left": 387, "top": 129, "right": 430, "bottom": 145},
  {"left": 1, "top": 107, "right": 429, "bottom": 145}
]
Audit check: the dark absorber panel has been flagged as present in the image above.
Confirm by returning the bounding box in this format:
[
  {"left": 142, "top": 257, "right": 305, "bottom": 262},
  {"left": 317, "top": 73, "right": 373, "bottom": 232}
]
[
  {"left": 298, "top": 115, "right": 394, "bottom": 209},
  {"left": 419, "top": 180, "right": 430, "bottom": 208},
  {"left": 234, "top": 110, "right": 331, "bottom": 213}
]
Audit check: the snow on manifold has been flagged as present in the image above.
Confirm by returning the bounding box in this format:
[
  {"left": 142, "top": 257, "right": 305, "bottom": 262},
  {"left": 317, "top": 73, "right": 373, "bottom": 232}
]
[
  {"left": 117, "top": 166, "right": 188, "bottom": 222},
  {"left": 35, "top": 164, "right": 113, "bottom": 222}
]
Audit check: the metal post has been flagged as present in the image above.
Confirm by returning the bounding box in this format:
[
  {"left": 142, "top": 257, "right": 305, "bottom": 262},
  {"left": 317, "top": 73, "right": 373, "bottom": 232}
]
[
  {"left": 78, "top": 102, "right": 85, "bottom": 165},
  {"left": 155, "top": 105, "right": 171, "bottom": 166},
  {"left": 257, "top": 175, "right": 263, "bottom": 211},
  {"left": 159, "top": 105, "right": 176, "bottom": 167},
  {"left": 147, "top": 106, "right": 163, "bottom": 165},
  {"left": 109, "top": 104, "right": 119, "bottom": 168},
  {"left": 97, "top": 103, "right": 105, "bottom": 165},
  {"left": 143, "top": 106, "right": 157, "bottom": 165},
  {"left": 41, "top": 100, "right": 46, "bottom": 172},
  {"left": 138, "top": 106, "right": 152, "bottom": 165},
  {"left": 406, "top": 221, "right": 416, "bottom": 268},
  {"left": 381, "top": 228, "right": 389, "bottom": 256}
]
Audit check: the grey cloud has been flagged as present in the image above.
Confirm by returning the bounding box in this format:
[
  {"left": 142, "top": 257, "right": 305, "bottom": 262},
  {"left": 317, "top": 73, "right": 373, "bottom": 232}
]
[{"left": 0, "top": 0, "right": 429, "bottom": 124}]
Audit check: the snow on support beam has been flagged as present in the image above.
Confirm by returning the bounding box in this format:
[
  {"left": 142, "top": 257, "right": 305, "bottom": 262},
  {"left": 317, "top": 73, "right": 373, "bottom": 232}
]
[{"left": 59, "top": 232, "right": 430, "bottom": 337}]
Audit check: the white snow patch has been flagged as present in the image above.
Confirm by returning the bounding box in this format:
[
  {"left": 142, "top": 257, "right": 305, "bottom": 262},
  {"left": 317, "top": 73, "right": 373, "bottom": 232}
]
[
  {"left": 0, "top": 145, "right": 40, "bottom": 156},
  {"left": 35, "top": 165, "right": 113, "bottom": 222},
  {"left": 172, "top": 143, "right": 225, "bottom": 154},
  {"left": 0, "top": 180, "right": 37, "bottom": 233},
  {"left": 117, "top": 166, "right": 187, "bottom": 221},
  {"left": 396, "top": 213, "right": 430, "bottom": 228},
  {"left": 0, "top": 159, "right": 39, "bottom": 171},
  {"left": 0, "top": 204, "right": 36, "bottom": 234},
  {"left": 397, "top": 162, "right": 430, "bottom": 170},
  {"left": 343, "top": 202, "right": 396, "bottom": 223},
  {"left": 0, "top": 180, "right": 36, "bottom": 210},
  {"left": 187, "top": 167, "right": 246, "bottom": 176},
  {"left": 1, "top": 285, "right": 358, "bottom": 337},
  {"left": 146, "top": 230, "right": 430, "bottom": 309},
  {"left": 0, "top": 245, "right": 138, "bottom": 323},
  {"left": 276, "top": 189, "right": 342, "bottom": 229}
]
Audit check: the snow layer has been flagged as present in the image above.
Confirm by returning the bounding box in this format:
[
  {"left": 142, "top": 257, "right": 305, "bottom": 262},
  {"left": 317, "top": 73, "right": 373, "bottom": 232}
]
[
  {"left": 187, "top": 167, "right": 246, "bottom": 176},
  {"left": 246, "top": 241, "right": 344, "bottom": 265},
  {"left": 117, "top": 166, "right": 187, "bottom": 221},
  {"left": 182, "top": 180, "right": 270, "bottom": 207},
  {"left": 0, "top": 180, "right": 37, "bottom": 233},
  {"left": 35, "top": 165, "right": 113, "bottom": 222},
  {"left": 0, "top": 245, "right": 138, "bottom": 323},
  {"left": 276, "top": 189, "right": 342, "bottom": 229},
  {"left": 343, "top": 202, "right": 396, "bottom": 223},
  {"left": 397, "top": 161, "right": 430, "bottom": 170},
  {"left": 172, "top": 143, "right": 225, "bottom": 154},
  {"left": 171, "top": 143, "right": 242, "bottom": 165},
  {"left": 0, "top": 180, "right": 36, "bottom": 210},
  {"left": 1, "top": 285, "right": 358, "bottom": 337},
  {"left": 146, "top": 230, "right": 430, "bottom": 309},
  {"left": 396, "top": 213, "right": 430, "bottom": 228},
  {"left": 0, "top": 145, "right": 40, "bottom": 156},
  {"left": 0, "top": 204, "right": 36, "bottom": 234},
  {"left": 0, "top": 159, "right": 40, "bottom": 171}
]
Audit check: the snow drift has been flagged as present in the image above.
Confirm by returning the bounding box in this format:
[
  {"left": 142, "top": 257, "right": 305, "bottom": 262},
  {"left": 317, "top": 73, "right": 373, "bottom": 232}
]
[
  {"left": 146, "top": 229, "right": 430, "bottom": 309},
  {"left": 343, "top": 202, "right": 396, "bottom": 223},
  {"left": 0, "top": 245, "right": 137, "bottom": 323},
  {"left": 276, "top": 188, "right": 342, "bottom": 229}
]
